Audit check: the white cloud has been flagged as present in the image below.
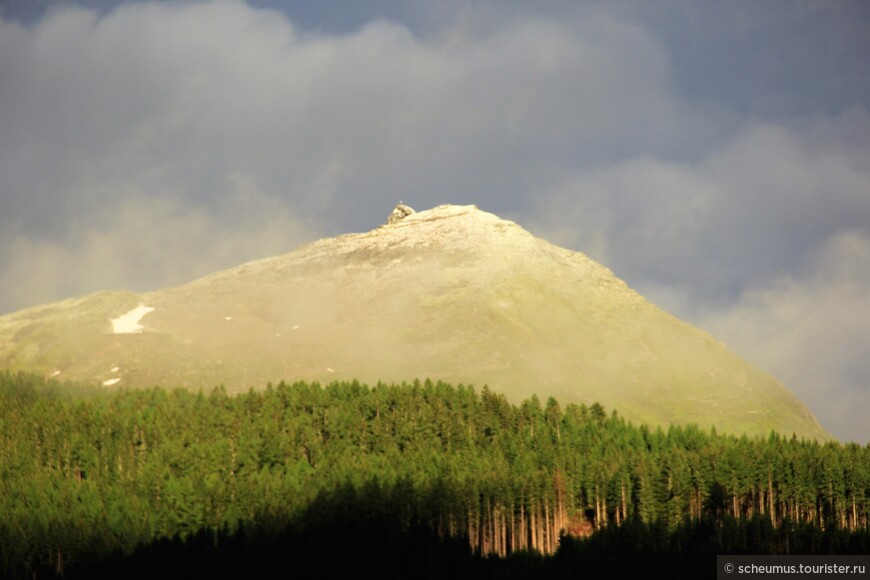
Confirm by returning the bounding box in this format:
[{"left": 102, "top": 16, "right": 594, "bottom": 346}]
[
  {"left": 0, "top": 179, "right": 314, "bottom": 312},
  {"left": 699, "top": 231, "right": 870, "bottom": 443},
  {"left": 530, "top": 114, "right": 870, "bottom": 311}
]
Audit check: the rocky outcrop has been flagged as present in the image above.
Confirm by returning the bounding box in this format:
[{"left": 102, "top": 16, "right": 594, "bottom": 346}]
[{"left": 387, "top": 202, "right": 416, "bottom": 225}]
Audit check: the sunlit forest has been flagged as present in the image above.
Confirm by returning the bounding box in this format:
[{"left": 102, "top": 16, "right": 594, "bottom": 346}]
[{"left": 1, "top": 372, "right": 868, "bottom": 579}]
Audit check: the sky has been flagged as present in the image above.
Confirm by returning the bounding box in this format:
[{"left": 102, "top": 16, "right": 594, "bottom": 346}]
[{"left": 1, "top": 0, "right": 868, "bottom": 443}]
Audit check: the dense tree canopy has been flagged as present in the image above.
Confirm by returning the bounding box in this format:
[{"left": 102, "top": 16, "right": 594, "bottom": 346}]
[{"left": 0, "top": 372, "right": 867, "bottom": 578}]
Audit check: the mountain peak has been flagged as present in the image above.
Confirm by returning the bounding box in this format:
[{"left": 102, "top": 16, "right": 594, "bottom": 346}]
[
  {"left": 379, "top": 203, "right": 502, "bottom": 232},
  {"left": 382, "top": 204, "right": 528, "bottom": 243},
  {"left": 288, "top": 204, "right": 534, "bottom": 268},
  {"left": 386, "top": 203, "right": 505, "bottom": 229},
  {"left": 0, "top": 204, "right": 831, "bottom": 440}
]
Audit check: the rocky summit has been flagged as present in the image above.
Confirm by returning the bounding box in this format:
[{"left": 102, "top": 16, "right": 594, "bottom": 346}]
[{"left": 0, "top": 204, "right": 829, "bottom": 439}]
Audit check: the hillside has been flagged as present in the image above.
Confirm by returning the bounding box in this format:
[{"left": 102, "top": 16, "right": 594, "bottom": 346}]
[{"left": 0, "top": 204, "right": 829, "bottom": 439}]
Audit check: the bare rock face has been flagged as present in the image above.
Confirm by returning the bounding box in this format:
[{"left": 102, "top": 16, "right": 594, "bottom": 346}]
[{"left": 387, "top": 202, "right": 416, "bottom": 225}]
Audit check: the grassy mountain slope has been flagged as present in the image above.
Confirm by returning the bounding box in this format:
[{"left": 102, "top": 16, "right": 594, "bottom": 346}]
[{"left": 0, "top": 204, "right": 829, "bottom": 439}]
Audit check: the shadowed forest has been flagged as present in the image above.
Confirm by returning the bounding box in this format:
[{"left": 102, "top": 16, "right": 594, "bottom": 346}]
[{"left": 1, "top": 372, "right": 868, "bottom": 578}]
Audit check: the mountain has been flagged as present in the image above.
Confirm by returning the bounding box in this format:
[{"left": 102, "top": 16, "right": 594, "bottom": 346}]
[{"left": 0, "top": 204, "right": 829, "bottom": 439}]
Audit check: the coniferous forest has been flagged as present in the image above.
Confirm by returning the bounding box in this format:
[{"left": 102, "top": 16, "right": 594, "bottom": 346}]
[{"left": 1, "top": 372, "right": 868, "bottom": 579}]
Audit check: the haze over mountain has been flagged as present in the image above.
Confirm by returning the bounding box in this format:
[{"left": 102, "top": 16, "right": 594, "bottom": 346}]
[{"left": 0, "top": 204, "right": 829, "bottom": 440}]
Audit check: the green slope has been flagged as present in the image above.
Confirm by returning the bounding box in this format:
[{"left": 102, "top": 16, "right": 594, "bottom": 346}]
[{"left": 0, "top": 204, "right": 830, "bottom": 440}]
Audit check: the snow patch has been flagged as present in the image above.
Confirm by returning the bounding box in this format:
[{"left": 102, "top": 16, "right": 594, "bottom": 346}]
[
  {"left": 111, "top": 304, "right": 155, "bottom": 334},
  {"left": 102, "top": 378, "right": 121, "bottom": 386}
]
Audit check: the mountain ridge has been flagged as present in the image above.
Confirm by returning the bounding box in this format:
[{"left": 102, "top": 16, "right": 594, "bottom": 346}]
[{"left": 0, "top": 204, "right": 830, "bottom": 440}]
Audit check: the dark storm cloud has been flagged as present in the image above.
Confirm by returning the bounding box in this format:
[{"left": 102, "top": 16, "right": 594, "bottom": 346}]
[
  {"left": 623, "top": 1, "right": 870, "bottom": 120},
  {"left": 0, "top": 0, "right": 699, "bottom": 283}
]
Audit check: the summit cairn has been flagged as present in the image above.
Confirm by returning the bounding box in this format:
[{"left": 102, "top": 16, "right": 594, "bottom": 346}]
[{"left": 387, "top": 202, "right": 416, "bottom": 225}]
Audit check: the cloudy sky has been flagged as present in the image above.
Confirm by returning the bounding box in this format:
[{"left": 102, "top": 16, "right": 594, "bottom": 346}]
[{"left": 1, "top": 0, "right": 868, "bottom": 442}]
